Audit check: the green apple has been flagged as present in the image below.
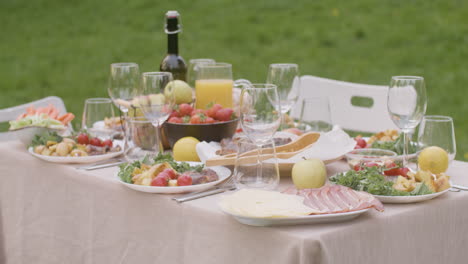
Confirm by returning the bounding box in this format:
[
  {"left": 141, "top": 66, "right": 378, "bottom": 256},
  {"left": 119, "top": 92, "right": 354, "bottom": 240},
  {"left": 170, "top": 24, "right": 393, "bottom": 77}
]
[
  {"left": 164, "top": 80, "right": 193, "bottom": 104},
  {"left": 149, "top": 93, "right": 166, "bottom": 105},
  {"left": 291, "top": 158, "right": 326, "bottom": 189}
]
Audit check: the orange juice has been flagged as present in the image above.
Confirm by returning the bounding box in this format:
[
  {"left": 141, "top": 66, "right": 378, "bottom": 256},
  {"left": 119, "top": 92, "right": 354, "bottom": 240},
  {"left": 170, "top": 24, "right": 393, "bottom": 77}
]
[{"left": 195, "top": 79, "right": 233, "bottom": 109}]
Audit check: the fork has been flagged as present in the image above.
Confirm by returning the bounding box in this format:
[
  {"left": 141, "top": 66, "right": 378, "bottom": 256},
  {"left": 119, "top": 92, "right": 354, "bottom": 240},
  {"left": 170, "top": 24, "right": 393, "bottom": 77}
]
[{"left": 172, "top": 176, "right": 236, "bottom": 203}]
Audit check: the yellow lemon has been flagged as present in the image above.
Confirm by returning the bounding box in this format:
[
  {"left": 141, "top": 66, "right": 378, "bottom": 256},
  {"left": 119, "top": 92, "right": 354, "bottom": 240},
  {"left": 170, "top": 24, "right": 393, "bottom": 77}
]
[
  {"left": 418, "top": 146, "right": 449, "bottom": 174},
  {"left": 173, "top": 137, "right": 200, "bottom": 162}
]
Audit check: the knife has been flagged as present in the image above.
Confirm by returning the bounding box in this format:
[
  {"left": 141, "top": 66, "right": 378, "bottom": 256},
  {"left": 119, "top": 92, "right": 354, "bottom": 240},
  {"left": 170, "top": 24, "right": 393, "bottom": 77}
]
[
  {"left": 77, "top": 160, "right": 125, "bottom": 170},
  {"left": 451, "top": 184, "right": 468, "bottom": 191}
]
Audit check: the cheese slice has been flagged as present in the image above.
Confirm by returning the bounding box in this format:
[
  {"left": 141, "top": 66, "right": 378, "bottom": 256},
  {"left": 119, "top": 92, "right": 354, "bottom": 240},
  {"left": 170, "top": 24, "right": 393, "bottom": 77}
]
[{"left": 219, "top": 189, "right": 320, "bottom": 218}]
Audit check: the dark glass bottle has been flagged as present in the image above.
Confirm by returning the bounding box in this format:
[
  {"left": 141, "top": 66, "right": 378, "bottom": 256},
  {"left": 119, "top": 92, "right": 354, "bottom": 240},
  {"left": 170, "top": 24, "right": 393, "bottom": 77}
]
[{"left": 160, "top": 11, "right": 187, "bottom": 81}]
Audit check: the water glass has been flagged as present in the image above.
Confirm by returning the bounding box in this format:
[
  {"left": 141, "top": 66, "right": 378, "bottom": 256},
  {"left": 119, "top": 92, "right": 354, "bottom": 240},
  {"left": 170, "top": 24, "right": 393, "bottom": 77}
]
[
  {"left": 124, "top": 115, "right": 160, "bottom": 161},
  {"left": 187, "top": 58, "right": 215, "bottom": 88},
  {"left": 418, "top": 115, "right": 456, "bottom": 162},
  {"left": 299, "top": 97, "right": 332, "bottom": 132},
  {"left": 266, "top": 63, "right": 300, "bottom": 114},
  {"left": 82, "top": 98, "right": 116, "bottom": 139},
  {"left": 234, "top": 138, "right": 280, "bottom": 190},
  {"left": 108, "top": 62, "right": 140, "bottom": 113}
]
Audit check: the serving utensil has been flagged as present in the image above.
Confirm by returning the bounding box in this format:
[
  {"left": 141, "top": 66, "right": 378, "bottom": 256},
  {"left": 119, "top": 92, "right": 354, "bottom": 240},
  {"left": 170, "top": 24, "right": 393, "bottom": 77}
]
[
  {"left": 173, "top": 176, "right": 235, "bottom": 203},
  {"left": 205, "top": 132, "right": 320, "bottom": 167}
]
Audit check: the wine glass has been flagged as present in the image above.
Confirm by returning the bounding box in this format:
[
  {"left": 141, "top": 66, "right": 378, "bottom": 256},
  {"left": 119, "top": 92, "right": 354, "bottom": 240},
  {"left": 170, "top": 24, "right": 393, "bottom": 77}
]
[
  {"left": 81, "top": 98, "right": 116, "bottom": 139},
  {"left": 266, "top": 63, "right": 300, "bottom": 116},
  {"left": 239, "top": 83, "right": 281, "bottom": 188},
  {"left": 418, "top": 115, "right": 456, "bottom": 162},
  {"left": 387, "top": 76, "right": 427, "bottom": 167},
  {"left": 137, "top": 72, "right": 174, "bottom": 154},
  {"left": 187, "top": 58, "right": 215, "bottom": 88},
  {"left": 108, "top": 62, "right": 140, "bottom": 113}
]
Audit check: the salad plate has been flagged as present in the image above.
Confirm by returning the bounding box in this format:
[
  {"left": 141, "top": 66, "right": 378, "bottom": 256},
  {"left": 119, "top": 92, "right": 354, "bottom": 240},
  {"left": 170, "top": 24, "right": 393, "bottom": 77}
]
[
  {"left": 374, "top": 186, "right": 450, "bottom": 204},
  {"left": 221, "top": 208, "right": 370, "bottom": 227},
  {"left": 28, "top": 140, "right": 124, "bottom": 164},
  {"left": 116, "top": 163, "right": 231, "bottom": 194}
]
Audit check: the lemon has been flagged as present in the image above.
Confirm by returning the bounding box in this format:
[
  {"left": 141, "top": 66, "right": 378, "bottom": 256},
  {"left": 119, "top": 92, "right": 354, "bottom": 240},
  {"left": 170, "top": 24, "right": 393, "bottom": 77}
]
[
  {"left": 418, "top": 146, "right": 449, "bottom": 174},
  {"left": 173, "top": 137, "right": 201, "bottom": 162}
]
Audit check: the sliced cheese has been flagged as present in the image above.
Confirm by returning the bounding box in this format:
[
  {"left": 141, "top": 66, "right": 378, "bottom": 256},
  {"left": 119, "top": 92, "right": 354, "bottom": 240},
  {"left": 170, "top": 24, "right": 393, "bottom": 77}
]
[{"left": 219, "top": 189, "right": 320, "bottom": 218}]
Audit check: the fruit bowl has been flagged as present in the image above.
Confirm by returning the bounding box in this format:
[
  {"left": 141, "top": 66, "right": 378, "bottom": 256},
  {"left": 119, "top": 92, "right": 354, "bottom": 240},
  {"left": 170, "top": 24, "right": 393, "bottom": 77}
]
[
  {"left": 345, "top": 148, "right": 397, "bottom": 169},
  {"left": 162, "top": 119, "right": 238, "bottom": 148}
]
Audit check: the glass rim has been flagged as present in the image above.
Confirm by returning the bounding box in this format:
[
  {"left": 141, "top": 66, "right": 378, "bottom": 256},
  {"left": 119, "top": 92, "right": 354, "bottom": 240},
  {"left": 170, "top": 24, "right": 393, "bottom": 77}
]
[
  {"left": 196, "top": 62, "right": 232, "bottom": 69},
  {"left": 423, "top": 115, "right": 453, "bottom": 122},
  {"left": 85, "top": 98, "right": 113, "bottom": 104},
  {"left": 391, "top": 76, "right": 424, "bottom": 81},
  {"left": 242, "top": 83, "right": 277, "bottom": 89},
  {"left": 302, "top": 96, "right": 330, "bottom": 102},
  {"left": 111, "top": 62, "right": 139, "bottom": 68},
  {"left": 142, "top": 71, "right": 173, "bottom": 77},
  {"left": 189, "top": 58, "right": 216, "bottom": 64},
  {"left": 269, "top": 63, "right": 299, "bottom": 68}
]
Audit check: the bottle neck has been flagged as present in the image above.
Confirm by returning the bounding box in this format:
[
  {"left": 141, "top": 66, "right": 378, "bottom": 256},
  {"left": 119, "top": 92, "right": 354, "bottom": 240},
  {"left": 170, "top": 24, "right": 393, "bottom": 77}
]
[{"left": 167, "top": 33, "right": 178, "bottom": 55}]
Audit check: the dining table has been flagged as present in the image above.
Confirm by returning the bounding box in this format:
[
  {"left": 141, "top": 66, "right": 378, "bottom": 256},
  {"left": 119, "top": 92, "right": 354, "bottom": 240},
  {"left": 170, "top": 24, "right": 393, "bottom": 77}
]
[{"left": 1, "top": 139, "right": 468, "bottom": 264}]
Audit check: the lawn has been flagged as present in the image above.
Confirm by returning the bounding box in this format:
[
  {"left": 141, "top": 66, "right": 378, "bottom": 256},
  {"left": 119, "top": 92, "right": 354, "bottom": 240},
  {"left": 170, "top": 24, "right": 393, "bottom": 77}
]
[{"left": 1, "top": 0, "right": 467, "bottom": 160}]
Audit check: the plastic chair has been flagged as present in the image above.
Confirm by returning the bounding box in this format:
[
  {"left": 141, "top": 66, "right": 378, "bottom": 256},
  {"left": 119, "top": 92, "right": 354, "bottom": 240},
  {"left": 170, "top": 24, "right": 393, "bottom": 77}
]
[
  {"left": 290, "top": 75, "right": 398, "bottom": 133},
  {"left": 0, "top": 96, "right": 68, "bottom": 141}
]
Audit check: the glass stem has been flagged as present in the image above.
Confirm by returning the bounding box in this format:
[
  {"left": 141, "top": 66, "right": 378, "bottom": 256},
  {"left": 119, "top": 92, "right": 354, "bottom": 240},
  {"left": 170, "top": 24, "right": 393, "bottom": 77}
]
[
  {"left": 402, "top": 131, "right": 409, "bottom": 168},
  {"left": 154, "top": 122, "right": 164, "bottom": 154},
  {"left": 256, "top": 145, "right": 262, "bottom": 183}
]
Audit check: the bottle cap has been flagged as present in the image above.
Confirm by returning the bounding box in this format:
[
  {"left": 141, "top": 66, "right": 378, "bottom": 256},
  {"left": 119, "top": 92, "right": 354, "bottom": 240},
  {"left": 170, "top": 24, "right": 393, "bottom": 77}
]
[{"left": 165, "top": 10, "right": 182, "bottom": 34}]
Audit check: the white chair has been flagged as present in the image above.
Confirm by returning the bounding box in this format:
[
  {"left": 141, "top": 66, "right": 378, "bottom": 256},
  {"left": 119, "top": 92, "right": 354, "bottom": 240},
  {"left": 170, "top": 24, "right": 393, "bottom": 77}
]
[
  {"left": 290, "top": 75, "right": 398, "bottom": 133},
  {"left": 0, "top": 96, "right": 68, "bottom": 141}
]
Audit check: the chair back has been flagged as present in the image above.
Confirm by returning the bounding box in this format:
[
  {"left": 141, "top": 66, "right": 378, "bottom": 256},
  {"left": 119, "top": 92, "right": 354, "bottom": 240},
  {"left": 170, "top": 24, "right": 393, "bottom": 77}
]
[
  {"left": 290, "top": 75, "right": 398, "bottom": 133},
  {"left": 0, "top": 96, "right": 67, "bottom": 141}
]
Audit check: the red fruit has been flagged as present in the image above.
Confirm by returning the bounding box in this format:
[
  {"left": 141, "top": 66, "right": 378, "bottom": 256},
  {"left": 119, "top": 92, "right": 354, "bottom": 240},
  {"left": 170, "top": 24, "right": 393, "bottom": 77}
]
[
  {"left": 181, "top": 116, "right": 191, "bottom": 123},
  {"left": 169, "top": 111, "right": 181, "bottom": 118},
  {"left": 384, "top": 167, "right": 401, "bottom": 176},
  {"left": 190, "top": 114, "right": 207, "bottom": 124},
  {"left": 177, "top": 174, "right": 192, "bottom": 186},
  {"left": 168, "top": 117, "right": 183, "bottom": 123},
  {"left": 102, "top": 139, "right": 113, "bottom": 148},
  {"left": 190, "top": 109, "right": 206, "bottom": 116},
  {"left": 364, "top": 162, "right": 379, "bottom": 167},
  {"left": 353, "top": 164, "right": 363, "bottom": 171},
  {"left": 76, "top": 133, "right": 89, "bottom": 145},
  {"left": 89, "top": 137, "right": 102, "bottom": 147},
  {"left": 179, "top": 104, "right": 193, "bottom": 116},
  {"left": 151, "top": 175, "right": 168, "bottom": 186},
  {"left": 206, "top": 104, "right": 223, "bottom": 118},
  {"left": 162, "top": 168, "right": 178, "bottom": 180},
  {"left": 205, "top": 117, "right": 215, "bottom": 124},
  {"left": 215, "top": 108, "right": 234, "bottom": 121},
  {"left": 399, "top": 167, "right": 410, "bottom": 177},
  {"left": 355, "top": 138, "right": 367, "bottom": 148}
]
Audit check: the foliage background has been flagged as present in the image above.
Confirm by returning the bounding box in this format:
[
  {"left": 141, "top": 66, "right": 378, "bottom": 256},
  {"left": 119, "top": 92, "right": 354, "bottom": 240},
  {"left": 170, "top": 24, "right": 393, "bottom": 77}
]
[{"left": 1, "top": 0, "right": 467, "bottom": 160}]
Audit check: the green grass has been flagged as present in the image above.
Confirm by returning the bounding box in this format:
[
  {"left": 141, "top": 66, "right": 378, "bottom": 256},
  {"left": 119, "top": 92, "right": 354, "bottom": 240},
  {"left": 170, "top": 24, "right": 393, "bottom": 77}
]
[{"left": 1, "top": 0, "right": 467, "bottom": 161}]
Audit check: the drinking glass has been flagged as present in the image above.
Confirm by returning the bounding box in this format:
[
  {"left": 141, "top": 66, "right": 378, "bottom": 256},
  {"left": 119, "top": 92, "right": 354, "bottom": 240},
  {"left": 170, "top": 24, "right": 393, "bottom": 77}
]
[
  {"left": 137, "top": 72, "right": 174, "bottom": 154},
  {"left": 418, "top": 115, "right": 456, "bottom": 162},
  {"left": 387, "top": 76, "right": 427, "bottom": 166},
  {"left": 266, "top": 63, "right": 300, "bottom": 114},
  {"left": 234, "top": 138, "right": 280, "bottom": 190},
  {"left": 187, "top": 58, "right": 215, "bottom": 88},
  {"left": 124, "top": 115, "right": 161, "bottom": 161},
  {"left": 108, "top": 62, "right": 140, "bottom": 113},
  {"left": 195, "top": 62, "right": 233, "bottom": 109},
  {"left": 299, "top": 97, "right": 332, "bottom": 132},
  {"left": 82, "top": 98, "right": 116, "bottom": 139}
]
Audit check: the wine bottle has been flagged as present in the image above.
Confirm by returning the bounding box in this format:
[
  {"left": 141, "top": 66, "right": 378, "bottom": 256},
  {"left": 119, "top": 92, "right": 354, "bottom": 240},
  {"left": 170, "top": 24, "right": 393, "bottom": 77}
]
[{"left": 160, "top": 11, "right": 187, "bottom": 81}]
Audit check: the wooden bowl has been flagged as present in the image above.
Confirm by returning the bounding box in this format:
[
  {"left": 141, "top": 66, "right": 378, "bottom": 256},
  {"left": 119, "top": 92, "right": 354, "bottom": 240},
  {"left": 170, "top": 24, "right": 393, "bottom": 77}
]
[{"left": 162, "top": 119, "right": 239, "bottom": 148}]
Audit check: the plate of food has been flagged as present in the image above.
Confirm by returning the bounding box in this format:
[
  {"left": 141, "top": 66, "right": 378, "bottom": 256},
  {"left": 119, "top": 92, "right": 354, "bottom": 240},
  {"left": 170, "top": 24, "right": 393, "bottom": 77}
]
[
  {"left": 330, "top": 164, "right": 451, "bottom": 204},
  {"left": 219, "top": 185, "right": 384, "bottom": 226},
  {"left": 29, "top": 132, "right": 123, "bottom": 164},
  {"left": 116, "top": 153, "right": 231, "bottom": 194}
]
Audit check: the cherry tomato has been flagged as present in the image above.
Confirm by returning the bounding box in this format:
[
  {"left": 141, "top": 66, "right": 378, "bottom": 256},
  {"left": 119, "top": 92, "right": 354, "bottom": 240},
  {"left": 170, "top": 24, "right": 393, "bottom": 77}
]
[
  {"left": 353, "top": 164, "right": 363, "bottom": 171},
  {"left": 76, "top": 133, "right": 89, "bottom": 145},
  {"left": 399, "top": 167, "right": 410, "bottom": 177},
  {"left": 384, "top": 167, "right": 401, "bottom": 176},
  {"left": 102, "top": 139, "right": 113, "bottom": 148},
  {"left": 206, "top": 104, "right": 223, "bottom": 118},
  {"left": 355, "top": 138, "right": 367, "bottom": 148},
  {"left": 151, "top": 175, "right": 168, "bottom": 186},
  {"left": 179, "top": 103, "right": 193, "bottom": 116},
  {"left": 89, "top": 137, "right": 102, "bottom": 147},
  {"left": 162, "top": 168, "right": 178, "bottom": 180},
  {"left": 177, "top": 174, "right": 192, "bottom": 186},
  {"left": 215, "top": 108, "right": 234, "bottom": 121},
  {"left": 168, "top": 117, "right": 183, "bottom": 123}
]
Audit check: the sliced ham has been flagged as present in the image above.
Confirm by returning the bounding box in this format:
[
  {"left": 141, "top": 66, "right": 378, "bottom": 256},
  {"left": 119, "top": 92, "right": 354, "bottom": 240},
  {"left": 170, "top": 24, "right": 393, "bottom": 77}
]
[{"left": 281, "top": 185, "right": 384, "bottom": 215}]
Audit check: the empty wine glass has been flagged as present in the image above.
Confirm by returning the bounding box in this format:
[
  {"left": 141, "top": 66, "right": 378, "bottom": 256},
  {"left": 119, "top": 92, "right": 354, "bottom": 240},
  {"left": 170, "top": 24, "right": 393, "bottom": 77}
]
[
  {"left": 387, "top": 76, "right": 427, "bottom": 167},
  {"left": 137, "top": 72, "right": 174, "bottom": 154},
  {"left": 266, "top": 63, "right": 300, "bottom": 115},
  {"left": 234, "top": 138, "right": 280, "bottom": 190},
  {"left": 187, "top": 58, "right": 215, "bottom": 88},
  {"left": 108, "top": 62, "right": 140, "bottom": 113},
  {"left": 418, "top": 115, "right": 456, "bottom": 162},
  {"left": 82, "top": 98, "right": 116, "bottom": 139}
]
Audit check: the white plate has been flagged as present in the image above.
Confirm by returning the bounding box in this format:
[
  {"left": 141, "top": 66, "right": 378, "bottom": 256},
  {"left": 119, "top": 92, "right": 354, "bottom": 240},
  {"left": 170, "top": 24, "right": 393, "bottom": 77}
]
[
  {"left": 116, "top": 164, "right": 231, "bottom": 194},
  {"left": 222, "top": 208, "right": 370, "bottom": 227},
  {"left": 28, "top": 141, "right": 124, "bottom": 164},
  {"left": 374, "top": 187, "right": 450, "bottom": 204}
]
